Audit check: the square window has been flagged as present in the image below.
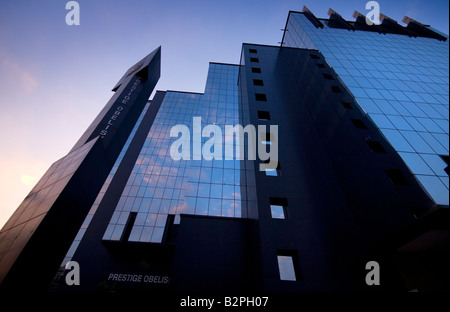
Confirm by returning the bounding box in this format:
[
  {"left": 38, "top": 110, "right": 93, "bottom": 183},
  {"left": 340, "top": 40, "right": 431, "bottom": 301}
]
[
  {"left": 323, "top": 73, "right": 334, "bottom": 80},
  {"left": 331, "top": 86, "right": 342, "bottom": 93},
  {"left": 385, "top": 169, "right": 410, "bottom": 185},
  {"left": 253, "top": 79, "right": 264, "bottom": 86},
  {"left": 270, "top": 197, "right": 288, "bottom": 219},
  {"left": 341, "top": 101, "right": 353, "bottom": 109},
  {"left": 351, "top": 118, "right": 368, "bottom": 129},
  {"left": 257, "top": 110, "right": 271, "bottom": 120},
  {"left": 309, "top": 54, "right": 320, "bottom": 60},
  {"left": 249, "top": 48, "right": 257, "bottom": 54},
  {"left": 366, "top": 140, "right": 387, "bottom": 153},
  {"left": 252, "top": 67, "right": 262, "bottom": 73},
  {"left": 277, "top": 250, "right": 301, "bottom": 281},
  {"left": 250, "top": 57, "right": 259, "bottom": 63},
  {"left": 255, "top": 93, "right": 267, "bottom": 101},
  {"left": 270, "top": 205, "right": 285, "bottom": 219}
]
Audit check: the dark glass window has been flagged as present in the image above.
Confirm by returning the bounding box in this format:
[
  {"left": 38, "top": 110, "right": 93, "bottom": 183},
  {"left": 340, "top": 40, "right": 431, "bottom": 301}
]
[
  {"left": 385, "top": 169, "right": 410, "bottom": 185},
  {"left": 316, "top": 63, "right": 325, "bottom": 68},
  {"left": 252, "top": 67, "right": 262, "bottom": 73},
  {"left": 366, "top": 140, "right": 387, "bottom": 153},
  {"left": 253, "top": 79, "right": 264, "bottom": 86},
  {"left": 323, "top": 73, "right": 334, "bottom": 80},
  {"left": 331, "top": 86, "right": 342, "bottom": 93},
  {"left": 250, "top": 57, "right": 259, "bottom": 63},
  {"left": 341, "top": 101, "right": 353, "bottom": 109},
  {"left": 257, "top": 110, "right": 271, "bottom": 120},
  {"left": 249, "top": 48, "right": 258, "bottom": 54},
  {"left": 351, "top": 118, "right": 368, "bottom": 129},
  {"left": 309, "top": 54, "right": 320, "bottom": 59},
  {"left": 255, "top": 93, "right": 267, "bottom": 101}
]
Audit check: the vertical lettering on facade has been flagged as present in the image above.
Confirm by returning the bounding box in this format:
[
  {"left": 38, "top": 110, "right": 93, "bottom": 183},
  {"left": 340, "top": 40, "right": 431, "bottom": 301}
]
[{"left": 100, "top": 78, "right": 141, "bottom": 138}]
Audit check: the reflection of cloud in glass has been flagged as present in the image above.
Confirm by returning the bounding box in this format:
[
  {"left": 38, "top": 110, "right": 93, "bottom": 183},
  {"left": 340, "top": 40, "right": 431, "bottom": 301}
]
[
  {"left": 222, "top": 208, "right": 234, "bottom": 217},
  {"left": 169, "top": 167, "right": 179, "bottom": 176},
  {"left": 199, "top": 167, "right": 212, "bottom": 182},
  {"left": 222, "top": 199, "right": 235, "bottom": 217},
  {"left": 157, "top": 149, "right": 167, "bottom": 157},
  {"left": 223, "top": 185, "right": 234, "bottom": 199},
  {"left": 146, "top": 213, "right": 158, "bottom": 226},
  {"left": 175, "top": 200, "right": 195, "bottom": 215},
  {"left": 209, "top": 198, "right": 222, "bottom": 216},
  {"left": 101, "top": 64, "right": 249, "bottom": 244},
  {"left": 160, "top": 199, "right": 171, "bottom": 213},
  {"left": 135, "top": 156, "right": 150, "bottom": 165},
  {"left": 143, "top": 176, "right": 154, "bottom": 184}
]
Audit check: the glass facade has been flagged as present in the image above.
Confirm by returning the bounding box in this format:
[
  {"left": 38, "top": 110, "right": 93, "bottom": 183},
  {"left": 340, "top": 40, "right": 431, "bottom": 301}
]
[
  {"left": 102, "top": 63, "right": 252, "bottom": 244},
  {"left": 283, "top": 12, "right": 449, "bottom": 206}
]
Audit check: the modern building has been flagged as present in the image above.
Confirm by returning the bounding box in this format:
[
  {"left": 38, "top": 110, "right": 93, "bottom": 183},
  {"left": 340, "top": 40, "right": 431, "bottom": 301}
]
[
  {"left": 0, "top": 7, "right": 448, "bottom": 293},
  {"left": 282, "top": 7, "right": 449, "bottom": 207}
]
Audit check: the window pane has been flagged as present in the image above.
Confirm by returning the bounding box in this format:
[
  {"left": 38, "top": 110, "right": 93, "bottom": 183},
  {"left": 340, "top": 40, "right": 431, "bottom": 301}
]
[
  {"left": 265, "top": 169, "right": 278, "bottom": 176},
  {"left": 270, "top": 205, "right": 285, "bottom": 219},
  {"left": 277, "top": 255, "right": 296, "bottom": 281}
]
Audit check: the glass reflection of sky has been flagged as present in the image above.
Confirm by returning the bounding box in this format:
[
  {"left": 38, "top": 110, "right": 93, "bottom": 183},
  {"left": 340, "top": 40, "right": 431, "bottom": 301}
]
[
  {"left": 277, "top": 255, "right": 296, "bottom": 281},
  {"left": 284, "top": 12, "right": 449, "bottom": 206},
  {"left": 270, "top": 205, "right": 285, "bottom": 219},
  {"left": 103, "top": 63, "right": 247, "bottom": 243}
]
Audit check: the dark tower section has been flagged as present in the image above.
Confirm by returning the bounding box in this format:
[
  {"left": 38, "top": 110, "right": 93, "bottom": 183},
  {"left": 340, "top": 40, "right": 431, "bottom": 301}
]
[{"left": 0, "top": 47, "right": 161, "bottom": 291}]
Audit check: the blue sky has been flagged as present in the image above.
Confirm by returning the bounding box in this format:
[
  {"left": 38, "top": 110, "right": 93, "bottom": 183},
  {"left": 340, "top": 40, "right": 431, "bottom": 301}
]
[{"left": 0, "top": 0, "right": 448, "bottom": 228}]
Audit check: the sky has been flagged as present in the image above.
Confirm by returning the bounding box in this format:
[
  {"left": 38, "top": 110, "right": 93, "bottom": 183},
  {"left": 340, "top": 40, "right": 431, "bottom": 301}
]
[{"left": 0, "top": 0, "right": 448, "bottom": 229}]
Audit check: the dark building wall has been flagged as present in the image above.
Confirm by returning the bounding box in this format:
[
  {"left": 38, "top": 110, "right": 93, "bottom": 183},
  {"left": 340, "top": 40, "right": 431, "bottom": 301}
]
[
  {"left": 170, "top": 215, "right": 262, "bottom": 292},
  {"left": 239, "top": 43, "right": 435, "bottom": 291},
  {"left": 238, "top": 52, "right": 259, "bottom": 221}
]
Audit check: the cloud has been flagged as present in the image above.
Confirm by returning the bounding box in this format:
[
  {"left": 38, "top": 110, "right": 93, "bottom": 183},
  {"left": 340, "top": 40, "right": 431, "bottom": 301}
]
[
  {"left": 20, "top": 174, "right": 40, "bottom": 187},
  {"left": 0, "top": 161, "right": 46, "bottom": 229},
  {"left": 1, "top": 54, "right": 38, "bottom": 93}
]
